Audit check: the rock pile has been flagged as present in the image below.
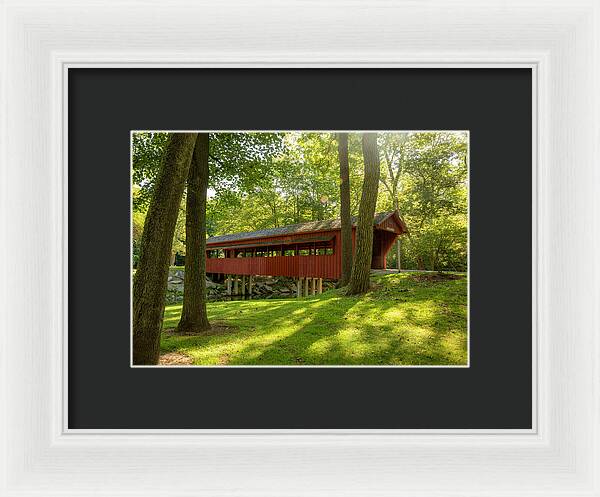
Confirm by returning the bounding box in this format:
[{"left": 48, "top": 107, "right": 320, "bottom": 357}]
[
  {"left": 165, "top": 268, "right": 335, "bottom": 303},
  {"left": 167, "top": 270, "right": 185, "bottom": 292}
]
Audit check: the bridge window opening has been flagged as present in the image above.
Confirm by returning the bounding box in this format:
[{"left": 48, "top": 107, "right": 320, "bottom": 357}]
[
  {"left": 207, "top": 249, "right": 226, "bottom": 259},
  {"left": 206, "top": 239, "right": 334, "bottom": 259}
]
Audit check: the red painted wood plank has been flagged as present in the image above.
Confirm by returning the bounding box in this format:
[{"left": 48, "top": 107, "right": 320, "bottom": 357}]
[{"left": 206, "top": 254, "right": 340, "bottom": 279}]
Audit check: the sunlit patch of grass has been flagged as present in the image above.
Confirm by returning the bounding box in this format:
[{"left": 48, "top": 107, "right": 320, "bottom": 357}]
[{"left": 159, "top": 272, "right": 468, "bottom": 365}]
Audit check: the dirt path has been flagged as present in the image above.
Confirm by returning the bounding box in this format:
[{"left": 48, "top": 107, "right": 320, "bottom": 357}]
[{"left": 159, "top": 352, "right": 193, "bottom": 365}]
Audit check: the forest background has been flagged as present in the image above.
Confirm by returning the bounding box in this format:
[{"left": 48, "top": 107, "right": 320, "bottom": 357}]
[{"left": 132, "top": 131, "right": 468, "bottom": 272}]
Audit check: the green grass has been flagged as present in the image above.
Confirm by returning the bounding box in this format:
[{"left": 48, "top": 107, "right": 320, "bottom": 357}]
[{"left": 160, "top": 272, "right": 468, "bottom": 366}]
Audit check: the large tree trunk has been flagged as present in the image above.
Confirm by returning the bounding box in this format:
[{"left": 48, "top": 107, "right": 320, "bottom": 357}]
[
  {"left": 337, "top": 133, "right": 353, "bottom": 286},
  {"left": 347, "top": 133, "right": 381, "bottom": 295},
  {"left": 132, "top": 133, "right": 198, "bottom": 365},
  {"left": 177, "top": 133, "right": 211, "bottom": 334},
  {"left": 392, "top": 198, "right": 402, "bottom": 271}
]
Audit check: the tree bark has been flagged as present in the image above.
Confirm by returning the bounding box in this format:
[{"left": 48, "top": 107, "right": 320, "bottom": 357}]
[
  {"left": 393, "top": 198, "right": 401, "bottom": 270},
  {"left": 177, "top": 133, "right": 211, "bottom": 334},
  {"left": 337, "top": 132, "right": 353, "bottom": 286},
  {"left": 132, "top": 133, "right": 198, "bottom": 365},
  {"left": 347, "top": 133, "right": 381, "bottom": 295}
]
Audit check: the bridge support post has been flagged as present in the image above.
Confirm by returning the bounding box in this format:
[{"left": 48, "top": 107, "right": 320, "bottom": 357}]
[
  {"left": 226, "top": 275, "right": 231, "bottom": 296},
  {"left": 311, "top": 278, "right": 316, "bottom": 296},
  {"left": 233, "top": 275, "right": 239, "bottom": 296},
  {"left": 249, "top": 275, "right": 253, "bottom": 296},
  {"left": 304, "top": 277, "right": 309, "bottom": 297},
  {"left": 318, "top": 278, "right": 323, "bottom": 294},
  {"left": 241, "top": 275, "right": 246, "bottom": 296}
]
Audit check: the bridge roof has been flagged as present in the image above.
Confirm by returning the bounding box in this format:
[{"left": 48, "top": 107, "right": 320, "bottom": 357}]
[{"left": 206, "top": 210, "right": 407, "bottom": 246}]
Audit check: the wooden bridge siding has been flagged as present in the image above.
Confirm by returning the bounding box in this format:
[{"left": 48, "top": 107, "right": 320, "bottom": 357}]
[
  {"left": 372, "top": 213, "right": 404, "bottom": 268},
  {"left": 205, "top": 224, "right": 403, "bottom": 278},
  {"left": 205, "top": 254, "right": 340, "bottom": 279},
  {"left": 206, "top": 230, "right": 342, "bottom": 279}
]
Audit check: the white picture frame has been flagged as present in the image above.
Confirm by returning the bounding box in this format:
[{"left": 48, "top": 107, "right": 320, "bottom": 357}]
[{"left": 1, "top": 0, "right": 599, "bottom": 495}]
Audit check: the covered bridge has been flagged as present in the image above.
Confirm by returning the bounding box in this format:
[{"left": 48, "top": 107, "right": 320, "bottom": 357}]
[{"left": 205, "top": 211, "right": 407, "bottom": 294}]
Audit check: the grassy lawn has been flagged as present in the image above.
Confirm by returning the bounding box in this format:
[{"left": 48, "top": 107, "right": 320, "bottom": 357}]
[{"left": 160, "top": 272, "right": 468, "bottom": 366}]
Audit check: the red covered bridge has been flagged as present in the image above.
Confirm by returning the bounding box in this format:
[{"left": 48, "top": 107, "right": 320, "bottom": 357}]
[{"left": 205, "top": 211, "right": 407, "bottom": 294}]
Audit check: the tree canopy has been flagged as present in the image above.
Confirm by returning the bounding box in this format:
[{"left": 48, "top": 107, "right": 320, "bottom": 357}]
[{"left": 132, "top": 131, "right": 468, "bottom": 272}]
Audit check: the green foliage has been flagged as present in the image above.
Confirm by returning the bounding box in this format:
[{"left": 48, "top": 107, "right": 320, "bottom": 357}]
[
  {"left": 401, "top": 216, "right": 468, "bottom": 271},
  {"left": 160, "top": 272, "right": 468, "bottom": 365},
  {"left": 133, "top": 131, "right": 285, "bottom": 255},
  {"left": 205, "top": 132, "right": 366, "bottom": 233},
  {"left": 377, "top": 132, "right": 468, "bottom": 271},
  {"left": 132, "top": 132, "right": 170, "bottom": 211},
  {"left": 208, "top": 132, "right": 286, "bottom": 194},
  {"left": 132, "top": 131, "right": 468, "bottom": 271},
  {"left": 401, "top": 132, "right": 467, "bottom": 221},
  {"left": 132, "top": 131, "right": 285, "bottom": 210},
  {"left": 131, "top": 207, "right": 146, "bottom": 268}
]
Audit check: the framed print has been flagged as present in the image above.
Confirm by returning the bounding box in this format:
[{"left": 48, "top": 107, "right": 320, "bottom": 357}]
[{"left": 1, "top": 0, "right": 599, "bottom": 496}]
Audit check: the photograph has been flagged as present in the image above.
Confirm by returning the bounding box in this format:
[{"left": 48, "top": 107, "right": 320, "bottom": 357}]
[{"left": 131, "top": 131, "right": 469, "bottom": 366}]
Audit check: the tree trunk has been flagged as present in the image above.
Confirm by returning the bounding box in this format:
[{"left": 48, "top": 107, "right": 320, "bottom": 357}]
[
  {"left": 132, "top": 133, "right": 198, "bottom": 365},
  {"left": 393, "top": 198, "right": 401, "bottom": 270},
  {"left": 347, "top": 133, "right": 381, "bottom": 295},
  {"left": 177, "top": 133, "right": 211, "bottom": 334},
  {"left": 337, "top": 132, "right": 353, "bottom": 286}
]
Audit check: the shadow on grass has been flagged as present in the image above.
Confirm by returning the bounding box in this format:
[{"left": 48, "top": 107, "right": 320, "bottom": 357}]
[
  {"left": 241, "top": 295, "right": 466, "bottom": 365},
  {"left": 160, "top": 273, "right": 468, "bottom": 366}
]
